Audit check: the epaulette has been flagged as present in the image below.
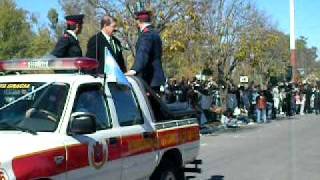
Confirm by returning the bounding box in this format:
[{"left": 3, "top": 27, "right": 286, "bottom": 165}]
[
  {"left": 143, "top": 28, "right": 150, "bottom": 33},
  {"left": 63, "top": 33, "right": 69, "bottom": 39}
]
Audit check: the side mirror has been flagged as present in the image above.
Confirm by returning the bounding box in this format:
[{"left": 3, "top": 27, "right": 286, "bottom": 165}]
[{"left": 68, "top": 112, "right": 96, "bottom": 135}]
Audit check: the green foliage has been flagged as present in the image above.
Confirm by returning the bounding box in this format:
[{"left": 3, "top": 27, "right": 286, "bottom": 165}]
[
  {"left": 24, "top": 28, "right": 55, "bottom": 58},
  {"left": 48, "top": 8, "right": 59, "bottom": 30},
  {"left": 0, "top": 0, "right": 32, "bottom": 59},
  {"left": 0, "top": 0, "right": 318, "bottom": 83},
  {"left": 0, "top": 0, "right": 55, "bottom": 59},
  {"left": 55, "top": 0, "right": 319, "bottom": 81},
  {"left": 296, "top": 36, "right": 318, "bottom": 76}
]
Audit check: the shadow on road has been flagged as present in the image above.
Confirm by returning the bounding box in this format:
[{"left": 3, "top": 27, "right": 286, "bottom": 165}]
[
  {"left": 208, "top": 175, "right": 225, "bottom": 180},
  {"left": 186, "top": 175, "right": 225, "bottom": 180}
]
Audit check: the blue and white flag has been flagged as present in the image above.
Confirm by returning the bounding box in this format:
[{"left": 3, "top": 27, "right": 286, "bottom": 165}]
[{"left": 104, "top": 47, "right": 130, "bottom": 87}]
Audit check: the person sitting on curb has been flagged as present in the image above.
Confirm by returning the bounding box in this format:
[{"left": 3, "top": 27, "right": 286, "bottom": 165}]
[{"left": 221, "top": 108, "right": 238, "bottom": 128}]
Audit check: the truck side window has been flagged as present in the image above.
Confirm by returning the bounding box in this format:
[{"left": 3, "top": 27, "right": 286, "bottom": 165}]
[
  {"left": 72, "top": 84, "right": 112, "bottom": 130},
  {"left": 108, "top": 83, "right": 144, "bottom": 126}
]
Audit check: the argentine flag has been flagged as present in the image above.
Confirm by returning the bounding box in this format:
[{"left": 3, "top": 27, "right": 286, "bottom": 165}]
[{"left": 104, "top": 47, "right": 130, "bottom": 87}]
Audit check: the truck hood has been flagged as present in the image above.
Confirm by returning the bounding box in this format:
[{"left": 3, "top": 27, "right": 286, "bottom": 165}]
[{"left": 0, "top": 131, "right": 65, "bottom": 163}]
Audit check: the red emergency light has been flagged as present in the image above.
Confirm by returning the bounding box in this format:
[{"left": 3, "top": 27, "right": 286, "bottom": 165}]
[{"left": 0, "top": 58, "right": 99, "bottom": 72}]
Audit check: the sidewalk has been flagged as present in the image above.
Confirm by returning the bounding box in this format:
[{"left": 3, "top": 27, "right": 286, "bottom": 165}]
[
  {"left": 199, "top": 113, "right": 301, "bottom": 135},
  {"left": 200, "top": 120, "right": 262, "bottom": 135}
]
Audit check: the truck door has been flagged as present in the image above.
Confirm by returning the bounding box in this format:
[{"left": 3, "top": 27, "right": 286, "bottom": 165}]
[
  {"left": 64, "top": 83, "right": 122, "bottom": 180},
  {"left": 108, "top": 83, "right": 158, "bottom": 180}
]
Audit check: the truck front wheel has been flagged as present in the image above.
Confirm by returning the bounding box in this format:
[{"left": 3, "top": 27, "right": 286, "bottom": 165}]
[
  {"left": 160, "top": 170, "right": 176, "bottom": 180},
  {"left": 150, "top": 160, "right": 185, "bottom": 180}
]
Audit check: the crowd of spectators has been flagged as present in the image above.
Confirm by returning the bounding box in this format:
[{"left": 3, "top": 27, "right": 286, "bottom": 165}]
[{"left": 160, "top": 77, "right": 320, "bottom": 128}]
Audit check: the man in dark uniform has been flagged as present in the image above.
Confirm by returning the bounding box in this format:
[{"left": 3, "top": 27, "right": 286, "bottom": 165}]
[
  {"left": 51, "top": 14, "right": 84, "bottom": 58},
  {"left": 86, "top": 15, "right": 126, "bottom": 73},
  {"left": 125, "top": 10, "right": 166, "bottom": 93}
]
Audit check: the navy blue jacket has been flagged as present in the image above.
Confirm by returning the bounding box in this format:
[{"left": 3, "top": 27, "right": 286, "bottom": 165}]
[
  {"left": 132, "top": 25, "right": 166, "bottom": 87},
  {"left": 51, "top": 31, "right": 82, "bottom": 58}
]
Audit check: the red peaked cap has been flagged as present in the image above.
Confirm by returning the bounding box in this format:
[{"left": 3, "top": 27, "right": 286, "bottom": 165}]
[
  {"left": 135, "top": 10, "right": 152, "bottom": 21},
  {"left": 65, "top": 14, "right": 85, "bottom": 25}
]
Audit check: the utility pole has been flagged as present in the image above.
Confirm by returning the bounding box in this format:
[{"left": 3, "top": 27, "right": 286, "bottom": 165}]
[{"left": 290, "top": 0, "right": 297, "bottom": 82}]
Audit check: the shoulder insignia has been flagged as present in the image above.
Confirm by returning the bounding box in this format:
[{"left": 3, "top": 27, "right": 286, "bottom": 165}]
[
  {"left": 143, "top": 28, "right": 150, "bottom": 33},
  {"left": 63, "top": 34, "right": 69, "bottom": 39}
]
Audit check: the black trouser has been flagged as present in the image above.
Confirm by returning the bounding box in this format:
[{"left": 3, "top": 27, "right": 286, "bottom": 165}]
[
  {"left": 151, "top": 86, "right": 160, "bottom": 94},
  {"left": 249, "top": 103, "right": 256, "bottom": 121}
]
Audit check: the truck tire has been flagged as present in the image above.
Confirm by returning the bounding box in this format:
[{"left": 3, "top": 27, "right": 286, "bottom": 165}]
[
  {"left": 160, "top": 170, "right": 176, "bottom": 180},
  {"left": 150, "top": 160, "right": 185, "bottom": 180}
]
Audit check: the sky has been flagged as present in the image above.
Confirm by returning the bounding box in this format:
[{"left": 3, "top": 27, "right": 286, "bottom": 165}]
[
  {"left": 16, "top": 0, "right": 320, "bottom": 51},
  {"left": 256, "top": 0, "right": 320, "bottom": 50},
  {"left": 16, "top": 0, "right": 63, "bottom": 25}
]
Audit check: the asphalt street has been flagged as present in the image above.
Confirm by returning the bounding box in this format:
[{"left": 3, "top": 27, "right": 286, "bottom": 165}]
[{"left": 187, "top": 114, "right": 320, "bottom": 180}]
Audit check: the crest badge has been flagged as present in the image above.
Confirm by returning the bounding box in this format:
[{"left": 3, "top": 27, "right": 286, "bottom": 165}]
[{"left": 89, "top": 141, "right": 108, "bottom": 169}]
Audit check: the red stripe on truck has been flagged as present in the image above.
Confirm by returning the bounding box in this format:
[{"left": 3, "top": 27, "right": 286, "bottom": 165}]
[
  {"left": 108, "top": 138, "right": 122, "bottom": 161},
  {"left": 157, "top": 126, "right": 200, "bottom": 149},
  {"left": 66, "top": 144, "right": 89, "bottom": 171},
  {"left": 12, "top": 147, "right": 67, "bottom": 180},
  {"left": 12, "top": 125, "right": 199, "bottom": 179},
  {"left": 121, "top": 134, "right": 155, "bottom": 157},
  {"left": 12, "top": 144, "right": 90, "bottom": 180}
]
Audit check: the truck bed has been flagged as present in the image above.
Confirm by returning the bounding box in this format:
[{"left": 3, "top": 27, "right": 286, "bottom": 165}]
[{"left": 129, "top": 76, "right": 198, "bottom": 122}]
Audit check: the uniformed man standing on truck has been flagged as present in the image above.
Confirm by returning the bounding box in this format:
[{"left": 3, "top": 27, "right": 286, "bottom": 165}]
[
  {"left": 125, "top": 10, "right": 166, "bottom": 93},
  {"left": 51, "top": 14, "right": 84, "bottom": 58}
]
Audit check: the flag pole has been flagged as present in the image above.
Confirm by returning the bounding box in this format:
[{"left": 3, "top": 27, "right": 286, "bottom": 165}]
[{"left": 290, "top": 0, "right": 297, "bottom": 82}]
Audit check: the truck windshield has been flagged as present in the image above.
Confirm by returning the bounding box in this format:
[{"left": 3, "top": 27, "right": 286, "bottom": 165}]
[{"left": 0, "top": 82, "right": 69, "bottom": 132}]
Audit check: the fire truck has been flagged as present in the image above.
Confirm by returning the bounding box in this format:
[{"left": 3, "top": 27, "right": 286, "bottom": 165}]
[{"left": 0, "top": 58, "right": 201, "bottom": 180}]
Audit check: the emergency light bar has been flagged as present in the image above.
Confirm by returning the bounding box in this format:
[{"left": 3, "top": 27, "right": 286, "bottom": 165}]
[{"left": 0, "top": 58, "right": 99, "bottom": 71}]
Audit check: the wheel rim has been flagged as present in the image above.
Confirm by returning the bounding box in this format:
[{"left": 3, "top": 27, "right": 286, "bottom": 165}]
[{"left": 163, "top": 171, "right": 176, "bottom": 180}]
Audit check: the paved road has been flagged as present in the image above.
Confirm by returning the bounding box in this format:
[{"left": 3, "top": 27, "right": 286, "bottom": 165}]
[{"left": 188, "top": 114, "right": 320, "bottom": 180}]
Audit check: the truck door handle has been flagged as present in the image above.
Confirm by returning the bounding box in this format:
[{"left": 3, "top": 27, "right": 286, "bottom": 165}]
[
  {"left": 54, "top": 155, "right": 65, "bottom": 165},
  {"left": 143, "top": 132, "right": 154, "bottom": 139},
  {"left": 109, "top": 137, "right": 119, "bottom": 145}
]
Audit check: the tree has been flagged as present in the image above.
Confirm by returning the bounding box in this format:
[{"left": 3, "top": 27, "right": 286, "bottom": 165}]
[
  {"left": 0, "top": 0, "right": 55, "bottom": 59},
  {"left": 0, "top": 0, "right": 32, "bottom": 59},
  {"left": 48, "top": 8, "right": 59, "bottom": 30},
  {"left": 201, "top": 0, "right": 262, "bottom": 85},
  {"left": 55, "top": 0, "right": 318, "bottom": 84},
  {"left": 47, "top": 8, "right": 64, "bottom": 39},
  {"left": 24, "top": 28, "right": 55, "bottom": 58},
  {"left": 296, "top": 36, "right": 318, "bottom": 76},
  {"left": 151, "top": 1, "right": 205, "bottom": 77}
]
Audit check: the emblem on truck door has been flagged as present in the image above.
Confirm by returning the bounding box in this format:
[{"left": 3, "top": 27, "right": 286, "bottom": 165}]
[
  {"left": 0, "top": 168, "right": 7, "bottom": 180},
  {"left": 89, "top": 141, "right": 108, "bottom": 169}
]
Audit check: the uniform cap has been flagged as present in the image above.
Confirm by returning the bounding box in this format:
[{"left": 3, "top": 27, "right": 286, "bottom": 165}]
[
  {"left": 65, "top": 14, "right": 85, "bottom": 25},
  {"left": 135, "top": 10, "right": 152, "bottom": 21}
]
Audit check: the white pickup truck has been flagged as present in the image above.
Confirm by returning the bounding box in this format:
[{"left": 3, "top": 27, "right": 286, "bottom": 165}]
[{"left": 0, "top": 58, "right": 201, "bottom": 180}]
